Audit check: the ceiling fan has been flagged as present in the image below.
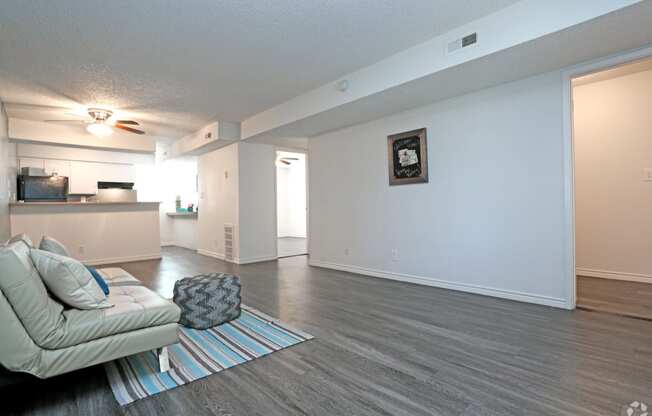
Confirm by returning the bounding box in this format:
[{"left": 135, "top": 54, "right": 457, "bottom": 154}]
[
  {"left": 46, "top": 108, "right": 145, "bottom": 137},
  {"left": 277, "top": 157, "right": 299, "bottom": 166}
]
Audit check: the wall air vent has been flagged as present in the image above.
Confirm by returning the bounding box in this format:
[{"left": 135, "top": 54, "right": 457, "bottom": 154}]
[
  {"left": 447, "top": 32, "right": 478, "bottom": 54},
  {"left": 224, "top": 223, "right": 234, "bottom": 262}
]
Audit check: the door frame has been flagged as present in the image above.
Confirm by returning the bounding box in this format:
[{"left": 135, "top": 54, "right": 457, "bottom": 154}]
[
  {"left": 562, "top": 45, "right": 652, "bottom": 310},
  {"left": 274, "top": 147, "right": 309, "bottom": 257}
]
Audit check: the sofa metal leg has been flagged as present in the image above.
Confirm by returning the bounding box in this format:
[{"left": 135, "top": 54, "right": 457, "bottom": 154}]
[{"left": 157, "top": 347, "right": 170, "bottom": 372}]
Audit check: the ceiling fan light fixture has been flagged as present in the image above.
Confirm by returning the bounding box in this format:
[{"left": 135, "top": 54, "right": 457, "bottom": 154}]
[
  {"left": 86, "top": 122, "right": 112, "bottom": 137},
  {"left": 45, "top": 106, "right": 145, "bottom": 135}
]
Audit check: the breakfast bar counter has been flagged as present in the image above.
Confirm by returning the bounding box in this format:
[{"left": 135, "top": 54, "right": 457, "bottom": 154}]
[
  {"left": 10, "top": 201, "right": 161, "bottom": 265},
  {"left": 10, "top": 201, "right": 161, "bottom": 206}
]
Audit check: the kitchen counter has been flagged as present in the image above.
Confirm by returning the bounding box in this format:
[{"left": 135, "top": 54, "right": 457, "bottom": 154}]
[
  {"left": 166, "top": 211, "right": 198, "bottom": 218},
  {"left": 10, "top": 201, "right": 161, "bottom": 265},
  {"left": 10, "top": 201, "right": 160, "bottom": 206}
]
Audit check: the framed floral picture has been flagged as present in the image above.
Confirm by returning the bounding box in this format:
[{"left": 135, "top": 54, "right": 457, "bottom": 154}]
[{"left": 387, "top": 128, "right": 428, "bottom": 185}]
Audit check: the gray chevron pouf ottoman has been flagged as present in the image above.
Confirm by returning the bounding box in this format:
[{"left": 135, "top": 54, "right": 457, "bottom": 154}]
[{"left": 173, "top": 273, "right": 242, "bottom": 329}]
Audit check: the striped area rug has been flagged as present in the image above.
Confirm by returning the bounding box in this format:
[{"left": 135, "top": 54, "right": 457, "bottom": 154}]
[{"left": 104, "top": 305, "right": 313, "bottom": 405}]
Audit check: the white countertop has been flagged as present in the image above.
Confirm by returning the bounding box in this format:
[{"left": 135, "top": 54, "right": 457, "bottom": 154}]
[
  {"left": 10, "top": 201, "right": 160, "bottom": 206},
  {"left": 166, "top": 211, "right": 198, "bottom": 218}
]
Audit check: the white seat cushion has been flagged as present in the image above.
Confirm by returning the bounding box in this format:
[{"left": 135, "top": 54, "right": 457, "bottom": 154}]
[{"left": 53, "top": 268, "right": 180, "bottom": 348}]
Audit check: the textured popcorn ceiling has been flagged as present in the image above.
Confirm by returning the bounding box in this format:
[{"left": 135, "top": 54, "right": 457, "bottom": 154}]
[{"left": 0, "top": 0, "right": 518, "bottom": 138}]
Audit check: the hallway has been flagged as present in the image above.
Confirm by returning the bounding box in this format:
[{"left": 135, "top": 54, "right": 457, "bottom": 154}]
[{"left": 277, "top": 237, "right": 307, "bottom": 258}]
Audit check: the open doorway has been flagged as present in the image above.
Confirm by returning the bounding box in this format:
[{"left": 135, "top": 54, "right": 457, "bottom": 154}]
[
  {"left": 276, "top": 150, "right": 307, "bottom": 258},
  {"left": 572, "top": 56, "right": 652, "bottom": 319}
]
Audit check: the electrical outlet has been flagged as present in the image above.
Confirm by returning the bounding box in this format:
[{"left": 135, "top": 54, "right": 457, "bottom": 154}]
[
  {"left": 344, "top": 248, "right": 349, "bottom": 256},
  {"left": 391, "top": 248, "right": 398, "bottom": 261},
  {"left": 643, "top": 168, "right": 652, "bottom": 182}
]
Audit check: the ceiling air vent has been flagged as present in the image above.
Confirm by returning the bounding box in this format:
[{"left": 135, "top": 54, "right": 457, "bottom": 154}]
[{"left": 447, "top": 32, "right": 478, "bottom": 54}]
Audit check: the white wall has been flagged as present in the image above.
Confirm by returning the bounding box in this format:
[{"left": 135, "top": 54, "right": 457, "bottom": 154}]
[
  {"left": 197, "top": 143, "right": 240, "bottom": 259},
  {"left": 0, "top": 102, "right": 15, "bottom": 241},
  {"left": 574, "top": 68, "right": 652, "bottom": 279},
  {"left": 276, "top": 152, "right": 307, "bottom": 238},
  {"left": 309, "top": 71, "right": 568, "bottom": 308},
  {"left": 162, "top": 217, "right": 198, "bottom": 250},
  {"left": 197, "top": 142, "right": 277, "bottom": 264},
  {"left": 153, "top": 156, "right": 198, "bottom": 249},
  {"left": 277, "top": 167, "right": 290, "bottom": 235},
  {"left": 239, "top": 142, "right": 277, "bottom": 263}
]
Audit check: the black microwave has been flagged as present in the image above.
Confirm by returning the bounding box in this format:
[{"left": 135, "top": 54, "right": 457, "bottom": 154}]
[{"left": 17, "top": 175, "right": 69, "bottom": 202}]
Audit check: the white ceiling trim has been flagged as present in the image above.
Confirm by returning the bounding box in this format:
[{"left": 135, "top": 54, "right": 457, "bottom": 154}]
[
  {"left": 572, "top": 56, "right": 652, "bottom": 86},
  {"left": 8, "top": 118, "right": 157, "bottom": 153},
  {"left": 240, "top": 0, "right": 642, "bottom": 140}
]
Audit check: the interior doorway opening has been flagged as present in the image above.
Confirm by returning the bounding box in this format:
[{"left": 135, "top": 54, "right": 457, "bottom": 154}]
[
  {"left": 572, "top": 56, "right": 652, "bottom": 319},
  {"left": 276, "top": 150, "right": 307, "bottom": 258}
]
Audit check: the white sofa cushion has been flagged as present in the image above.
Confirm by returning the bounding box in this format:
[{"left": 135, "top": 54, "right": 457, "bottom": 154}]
[
  {"left": 0, "top": 242, "right": 65, "bottom": 349},
  {"left": 39, "top": 236, "right": 71, "bottom": 257},
  {"left": 6, "top": 233, "right": 33, "bottom": 249},
  {"left": 30, "top": 249, "right": 112, "bottom": 310},
  {"left": 57, "top": 269, "right": 181, "bottom": 347}
]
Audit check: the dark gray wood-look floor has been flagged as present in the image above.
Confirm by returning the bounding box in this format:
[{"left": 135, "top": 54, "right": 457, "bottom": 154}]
[
  {"left": 577, "top": 275, "right": 652, "bottom": 320},
  {"left": 4, "top": 247, "right": 652, "bottom": 415}
]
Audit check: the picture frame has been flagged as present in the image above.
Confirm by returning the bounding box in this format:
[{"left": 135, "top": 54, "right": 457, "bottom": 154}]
[{"left": 387, "top": 128, "right": 428, "bottom": 186}]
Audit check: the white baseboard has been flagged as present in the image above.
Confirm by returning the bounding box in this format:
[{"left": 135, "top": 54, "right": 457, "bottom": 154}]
[
  {"left": 197, "top": 249, "right": 225, "bottom": 260},
  {"left": 235, "top": 255, "right": 278, "bottom": 265},
  {"left": 84, "top": 253, "right": 162, "bottom": 266},
  {"left": 310, "top": 260, "right": 569, "bottom": 309},
  {"left": 162, "top": 243, "right": 197, "bottom": 250},
  {"left": 196, "top": 249, "right": 278, "bottom": 265},
  {"left": 160, "top": 241, "right": 175, "bottom": 247},
  {"left": 576, "top": 267, "right": 652, "bottom": 284}
]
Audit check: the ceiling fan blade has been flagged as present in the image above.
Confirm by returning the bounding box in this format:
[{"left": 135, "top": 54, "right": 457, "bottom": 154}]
[
  {"left": 115, "top": 124, "right": 145, "bottom": 135},
  {"left": 64, "top": 111, "right": 91, "bottom": 118},
  {"left": 115, "top": 120, "right": 140, "bottom": 126},
  {"left": 280, "top": 159, "right": 291, "bottom": 165},
  {"left": 281, "top": 157, "right": 299, "bottom": 161},
  {"left": 45, "top": 119, "right": 88, "bottom": 123}
]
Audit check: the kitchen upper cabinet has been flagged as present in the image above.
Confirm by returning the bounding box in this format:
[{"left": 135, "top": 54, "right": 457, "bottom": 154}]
[
  {"left": 18, "top": 158, "right": 71, "bottom": 177},
  {"left": 18, "top": 158, "right": 45, "bottom": 171},
  {"left": 44, "top": 160, "right": 70, "bottom": 177},
  {"left": 103, "top": 163, "right": 136, "bottom": 183},
  {"left": 68, "top": 161, "right": 137, "bottom": 194},
  {"left": 69, "top": 161, "right": 100, "bottom": 195}
]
